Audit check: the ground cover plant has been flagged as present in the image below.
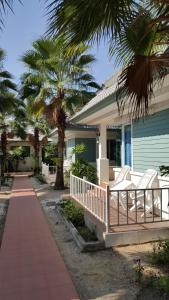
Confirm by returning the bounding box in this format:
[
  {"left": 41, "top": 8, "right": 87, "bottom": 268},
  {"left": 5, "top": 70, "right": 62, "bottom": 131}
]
[
  {"left": 134, "top": 240, "right": 169, "bottom": 299},
  {"left": 59, "top": 199, "right": 98, "bottom": 242}
]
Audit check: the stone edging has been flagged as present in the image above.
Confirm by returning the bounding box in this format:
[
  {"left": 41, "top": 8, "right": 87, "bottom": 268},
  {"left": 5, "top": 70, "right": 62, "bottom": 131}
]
[{"left": 57, "top": 207, "right": 105, "bottom": 252}]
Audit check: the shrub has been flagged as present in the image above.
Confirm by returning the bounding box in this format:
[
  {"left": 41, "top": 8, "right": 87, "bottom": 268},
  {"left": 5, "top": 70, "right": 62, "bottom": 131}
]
[
  {"left": 60, "top": 199, "right": 98, "bottom": 241},
  {"left": 72, "top": 143, "right": 87, "bottom": 155},
  {"left": 78, "top": 227, "right": 98, "bottom": 242},
  {"left": 62, "top": 200, "right": 85, "bottom": 227},
  {"left": 70, "top": 158, "right": 98, "bottom": 184},
  {"left": 151, "top": 240, "right": 169, "bottom": 265},
  {"left": 159, "top": 276, "right": 169, "bottom": 295},
  {"left": 159, "top": 165, "right": 169, "bottom": 176}
]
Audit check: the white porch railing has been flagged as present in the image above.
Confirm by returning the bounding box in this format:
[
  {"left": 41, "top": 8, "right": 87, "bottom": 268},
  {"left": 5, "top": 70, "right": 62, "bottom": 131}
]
[
  {"left": 70, "top": 173, "right": 109, "bottom": 228},
  {"left": 70, "top": 172, "right": 169, "bottom": 233}
]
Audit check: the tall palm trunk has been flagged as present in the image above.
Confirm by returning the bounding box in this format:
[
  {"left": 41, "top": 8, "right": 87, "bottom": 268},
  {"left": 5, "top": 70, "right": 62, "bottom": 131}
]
[
  {"left": 34, "top": 126, "right": 40, "bottom": 175},
  {"left": 55, "top": 125, "right": 65, "bottom": 189},
  {"left": 1, "top": 129, "right": 7, "bottom": 177},
  {"left": 54, "top": 93, "right": 66, "bottom": 190}
]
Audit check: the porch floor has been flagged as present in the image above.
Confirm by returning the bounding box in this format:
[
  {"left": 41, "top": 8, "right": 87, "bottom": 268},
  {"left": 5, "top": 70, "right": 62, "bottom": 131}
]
[
  {"left": 109, "top": 220, "right": 169, "bottom": 232},
  {"left": 109, "top": 201, "right": 164, "bottom": 230},
  {"left": 106, "top": 202, "right": 169, "bottom": 247}
]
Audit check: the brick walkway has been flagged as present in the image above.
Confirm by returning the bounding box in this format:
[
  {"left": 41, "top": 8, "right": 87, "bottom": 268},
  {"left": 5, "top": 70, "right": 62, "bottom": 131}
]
[{"left": 0, "top": 175, "right": 79, "bottom": 300}]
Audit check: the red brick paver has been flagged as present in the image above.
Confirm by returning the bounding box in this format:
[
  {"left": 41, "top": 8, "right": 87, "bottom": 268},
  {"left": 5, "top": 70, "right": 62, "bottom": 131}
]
[{"left": 0, "top": 175, "right": 79, "bottom": 300}]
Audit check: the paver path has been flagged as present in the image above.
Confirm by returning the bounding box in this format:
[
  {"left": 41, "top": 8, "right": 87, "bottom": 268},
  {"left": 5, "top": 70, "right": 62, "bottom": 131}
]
[{"left": 0, "top": 175, "right": 79, "bottom": 300}]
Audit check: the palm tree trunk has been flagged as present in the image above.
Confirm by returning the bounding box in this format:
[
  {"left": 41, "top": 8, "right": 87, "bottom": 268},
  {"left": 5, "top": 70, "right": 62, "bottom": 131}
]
[
  {"left": 34, "top": 126, "right": 40, "bottom": 175},
  {"left": 54, "top": 93, "right": 66, "bottom": 190},
  {"left": 54, "top": 125, "right": 65, "bottom": 190},
  {"left": 1, "top": 130, "right": 7, "bottom": 177}
]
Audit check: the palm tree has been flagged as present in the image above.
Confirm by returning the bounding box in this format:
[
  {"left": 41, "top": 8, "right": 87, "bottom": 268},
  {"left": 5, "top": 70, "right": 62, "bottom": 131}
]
[
  {"left": 0, "top": 49, "right": 17, "bottom": 111},
  {"left": 46, "top": 0, "right": 169, "bottom": 119},
  {"left": 20, "top": 73, "right": 49, "bottom": 175},
  {"left": 0, "top": 48, "right": 18, "bottom": 176},
  {"left": 0, "top": 97, "right": 26, "bottom": 177},
  {"left": 21, "top": 37, "right": 99, "bottom": 189}
]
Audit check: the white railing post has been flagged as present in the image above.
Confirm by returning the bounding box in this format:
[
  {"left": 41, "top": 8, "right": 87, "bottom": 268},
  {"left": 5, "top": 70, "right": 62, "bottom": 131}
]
[
  {"left": 106, "top": 185, "right": 110, "bottom": 233},
  {"left": 70, "top": 173, "right": 107, "bottom": 225},
  {"left": 70, "top": 172, "right": 72, "bottom": 196}
]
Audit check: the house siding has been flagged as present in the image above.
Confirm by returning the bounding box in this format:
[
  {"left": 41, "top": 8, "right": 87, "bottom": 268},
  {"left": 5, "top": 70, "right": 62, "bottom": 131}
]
[
  {"left": 75, "top": 138, "right": 96, "bottom": 163},
  {"left": 133, "top": 108, "right": 169, "bottom": 172}
]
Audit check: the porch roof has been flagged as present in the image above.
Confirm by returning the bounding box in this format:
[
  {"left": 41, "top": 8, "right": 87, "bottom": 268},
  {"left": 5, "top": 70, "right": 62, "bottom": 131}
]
[
  {"left": 71, "top": 72, "right": 169, "bottom": 126},
  {"left": 71, "top": 81, "right": 117, "bottom": 124}
]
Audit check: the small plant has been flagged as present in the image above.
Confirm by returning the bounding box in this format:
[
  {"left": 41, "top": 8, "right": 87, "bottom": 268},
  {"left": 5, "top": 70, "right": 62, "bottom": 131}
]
[
  {"left": 70, "top": 158, "right": 98, "bottom": 184},
  {"left": 159, "top": 275, "right": 169, "bottom": 295},
  {"left": 60, "top": 199, "right": 98, "bottom": 241},
  {"left": 151, "top": 240, "right": 169, "bottom": 265},
  {"left": 72, "top": 143, "right": 87, "bottom": 155},
  {"left": 78, "top": 227, "right": 98, "bottom": 242},
  {"left": 133, "top": 258, "right": 144, "bottom": 283},
  {"left": 159, "top": 165, "right": 169, "bottom": 177},
  {"left": 61, "top": 200, "right": 85, "bottom": 227},
  {"left": 70, "top": 143, "right": 98, "bottom": 184}
]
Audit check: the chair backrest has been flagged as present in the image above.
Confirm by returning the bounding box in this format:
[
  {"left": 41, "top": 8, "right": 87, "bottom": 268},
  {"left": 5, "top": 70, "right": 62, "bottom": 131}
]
[
  {"left": 136, "top": 169, "right": 158, "bottom": 189},
  {"left": 115, "top": 165, "right": 131, "bottom": 185}
]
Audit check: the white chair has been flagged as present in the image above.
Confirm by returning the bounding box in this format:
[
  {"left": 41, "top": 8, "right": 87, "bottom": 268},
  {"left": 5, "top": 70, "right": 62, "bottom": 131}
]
[
  {"left": 110, "top": 165, "right": 131, "bottom": 188},
  {"left": 130, "top": 169, "right": 159, "bottom": 215},
  {"left": 110, "top": 179, "right": 134, "bottom": 209},
  {"left": 110, "top": 169, "right": 158, "bottom": 212}
]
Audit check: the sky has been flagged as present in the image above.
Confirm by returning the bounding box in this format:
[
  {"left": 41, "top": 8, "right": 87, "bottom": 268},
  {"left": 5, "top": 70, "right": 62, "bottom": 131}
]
[{"left": 0, "top": 0, "right": 116, "bottom": 85}]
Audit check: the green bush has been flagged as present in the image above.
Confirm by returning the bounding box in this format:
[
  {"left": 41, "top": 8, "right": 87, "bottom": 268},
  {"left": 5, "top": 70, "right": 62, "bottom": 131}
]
[
  {"left": 61, "top": 200, "right": 85, "bottom": 227},
  {"left": 151, "top": 240, "right": 169, "bottom": 265},
  {"left": 60, "top": 199, "right": 98, "bottom": 241},
  {"left": 72, "top": 143, "right": 87, "bottom": 155},
  {"left": 159, "top": 165, "right": 169, "bottom": 176},
  {"left": 70, "top": 158, "right": 98, "bottom": 184},
  {"left": 159, "top": 276, "right": 169, "bottom": 295},
  {"left": 78, "top": 227, "right": 98, "bottom": 242}
]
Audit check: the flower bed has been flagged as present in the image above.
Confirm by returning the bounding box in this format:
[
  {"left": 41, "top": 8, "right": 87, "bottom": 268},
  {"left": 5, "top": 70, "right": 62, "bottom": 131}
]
[{"left": 57, "top": 199, "right": 105, "bottom": 252}]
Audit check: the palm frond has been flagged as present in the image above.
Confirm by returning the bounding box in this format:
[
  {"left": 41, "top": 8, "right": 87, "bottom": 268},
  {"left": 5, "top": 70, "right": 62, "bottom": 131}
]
[
  {"left": 46, "top": 0, "right": 135, "bottom": 44},
  {"left": 117, "top": 53, "right": 169, "bottom": 119}
]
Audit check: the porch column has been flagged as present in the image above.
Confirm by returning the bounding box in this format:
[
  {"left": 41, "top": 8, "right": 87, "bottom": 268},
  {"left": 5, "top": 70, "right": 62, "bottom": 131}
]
[{"left": 97, "top": 124, "right": 109, "bottom": 184}]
